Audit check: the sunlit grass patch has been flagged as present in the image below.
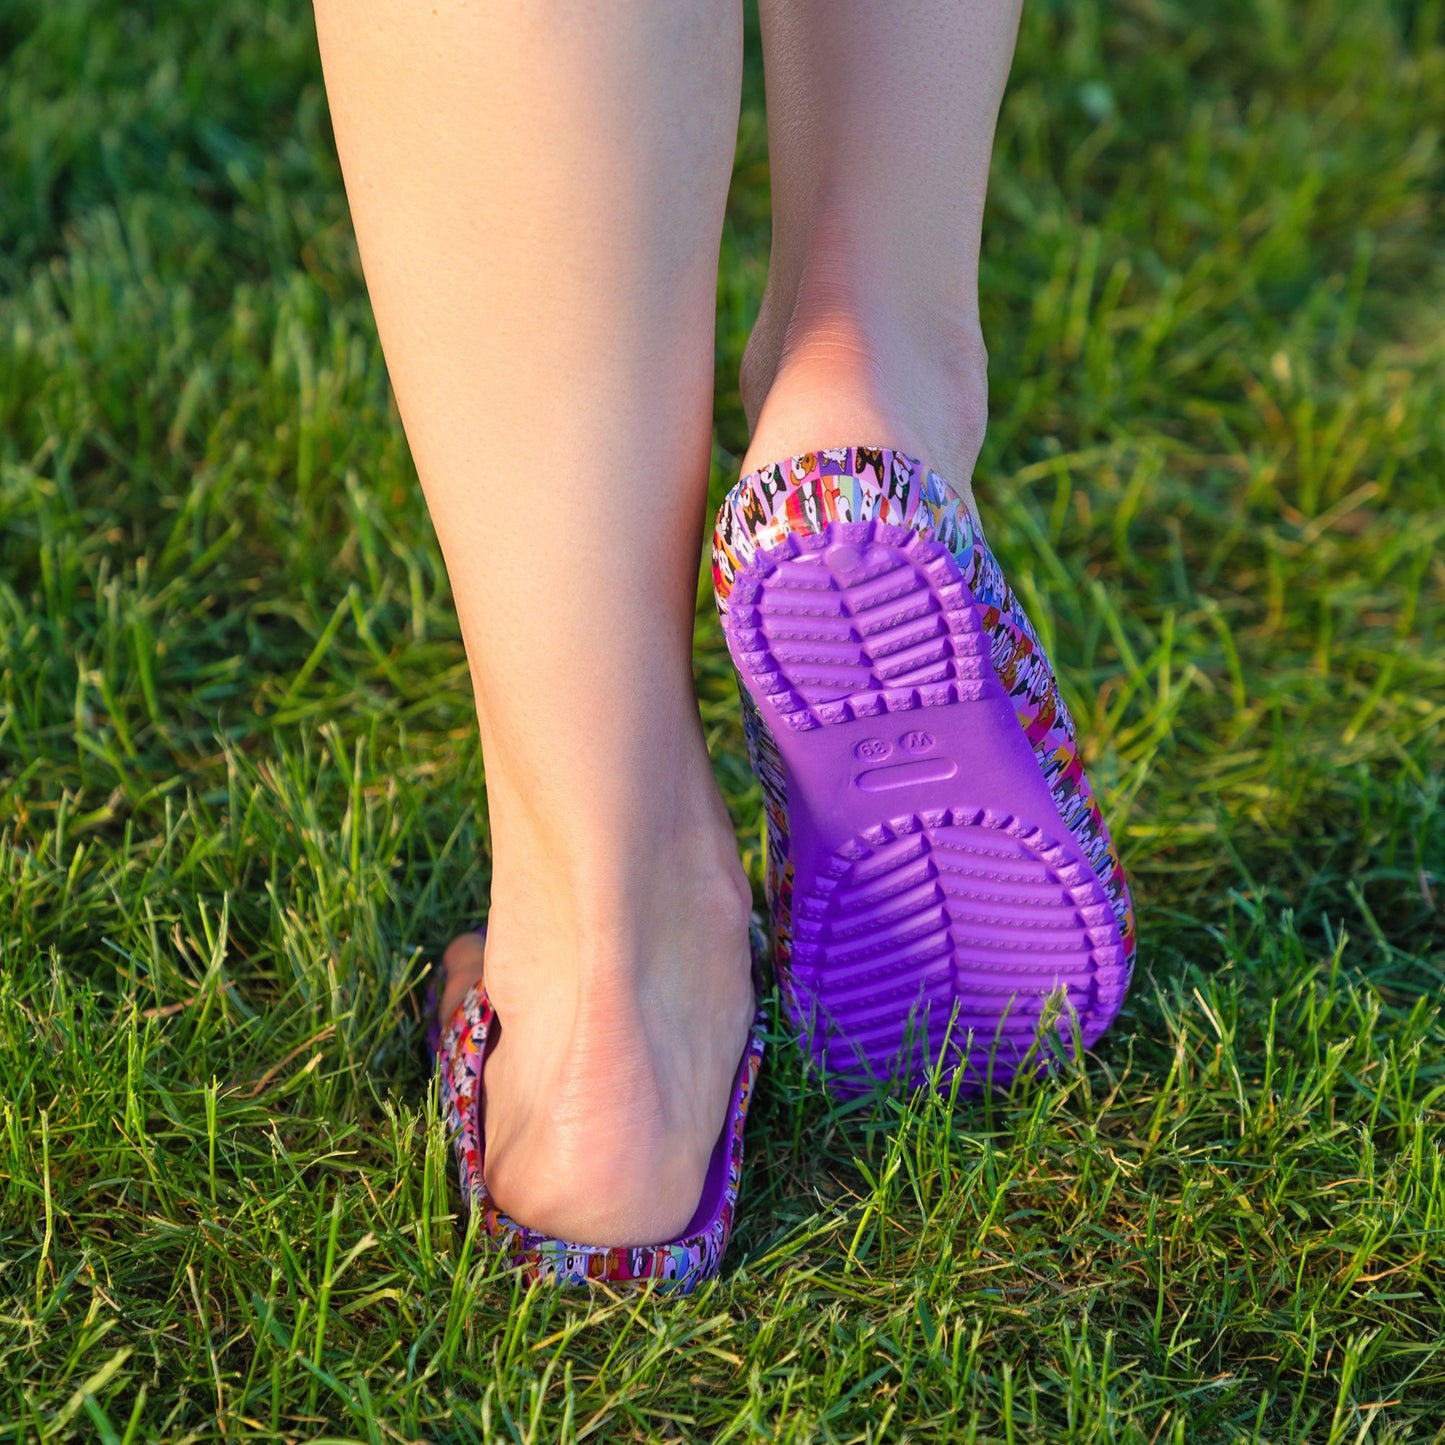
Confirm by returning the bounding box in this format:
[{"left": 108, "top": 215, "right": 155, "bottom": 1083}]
[{"left": 3, "top": 0, "right": 1443, "bottom": 1439}]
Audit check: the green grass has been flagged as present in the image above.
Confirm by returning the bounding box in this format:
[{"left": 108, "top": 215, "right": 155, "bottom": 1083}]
[{"left": 2, "top": 0, "right": 1443, "bottom": 1439}]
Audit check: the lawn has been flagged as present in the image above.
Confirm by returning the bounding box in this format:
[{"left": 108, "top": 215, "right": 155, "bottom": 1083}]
[{"left": 2, "top": 0, "right": 1443, "bottom": 1440}]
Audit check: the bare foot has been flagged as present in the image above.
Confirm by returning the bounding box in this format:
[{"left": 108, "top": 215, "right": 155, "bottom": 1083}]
[{"left": 434, "top": 774, "right": 756, "bottom": 1248}]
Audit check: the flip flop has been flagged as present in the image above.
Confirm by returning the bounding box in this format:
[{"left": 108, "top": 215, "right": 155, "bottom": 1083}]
[
  {"left": 425, "top": 927, "right": 767, "bottom": 1292},
  {"left": 713, "top": 445, "right": 1135, "bottom": 1094}
]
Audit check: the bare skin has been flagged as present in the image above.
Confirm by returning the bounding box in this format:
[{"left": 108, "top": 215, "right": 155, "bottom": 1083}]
[
  {"left": 313, "top": 0, "right": 753, "bottom": 1246},
  {"left": 312, "top": 0, "right": 1021, "bottom": 1247},
  {"left": 742, "top": 0, "right": 1022, "bottom": 507}
]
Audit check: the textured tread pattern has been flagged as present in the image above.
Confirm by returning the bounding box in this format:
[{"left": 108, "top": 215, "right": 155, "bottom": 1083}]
[
  {"left": 792, "top": 812, "right": 1128, "bottom": 1089},
  {"left": 728, "top": 530, "right": 993, "bottom": 729}
]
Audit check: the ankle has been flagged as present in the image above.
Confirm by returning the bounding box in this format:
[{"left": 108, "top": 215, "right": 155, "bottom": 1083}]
[
  {"left": 739, "top": 248, "right": 989, "bottom": 494},
  {"left": 481, "top": 807, "right": 753, "bottom": 998},
  {"left": 480, "top": 699, "right": 746, "bottom": 934}
]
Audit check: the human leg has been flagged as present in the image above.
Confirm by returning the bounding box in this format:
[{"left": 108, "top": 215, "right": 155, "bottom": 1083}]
[
  {"left": 740, "top": 0, "right": 1023, "bottom": 495},
  {"left": 313, "top": 0, "right": 754, "bottom": 1247}
]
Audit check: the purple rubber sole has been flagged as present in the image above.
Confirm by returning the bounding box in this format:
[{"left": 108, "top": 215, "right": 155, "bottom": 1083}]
[{"left": 725, "top": 519, "right": 1129, "bottom": 1094}]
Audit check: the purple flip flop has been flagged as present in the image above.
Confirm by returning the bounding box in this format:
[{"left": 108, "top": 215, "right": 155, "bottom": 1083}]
[
  {"left": 713, "top": 446, "right": 1135, "bottom": 1095},
  {"left": 426, "top": 927, "right": 767, "bottom": 1292}
]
